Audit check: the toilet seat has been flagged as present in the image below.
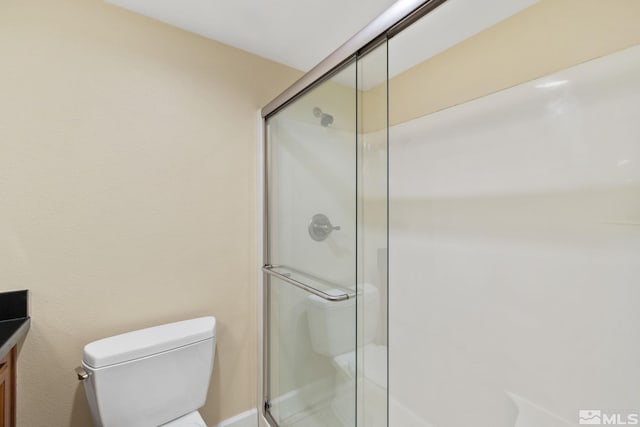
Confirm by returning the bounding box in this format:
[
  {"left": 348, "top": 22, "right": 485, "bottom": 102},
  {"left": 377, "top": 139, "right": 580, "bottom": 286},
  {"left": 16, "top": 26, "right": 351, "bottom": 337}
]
[{"left": 159, "top": 411, "right": 207, "bottom": 427}]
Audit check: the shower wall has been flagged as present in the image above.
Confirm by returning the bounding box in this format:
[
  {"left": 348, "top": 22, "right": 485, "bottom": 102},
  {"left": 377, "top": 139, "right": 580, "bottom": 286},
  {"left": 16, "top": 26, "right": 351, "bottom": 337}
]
[
  {"left": 386, "top": 1, "right": 640, "bottom": 425},
  {"left": 388, "top": 43, "right": 640, "bottom": 427}
]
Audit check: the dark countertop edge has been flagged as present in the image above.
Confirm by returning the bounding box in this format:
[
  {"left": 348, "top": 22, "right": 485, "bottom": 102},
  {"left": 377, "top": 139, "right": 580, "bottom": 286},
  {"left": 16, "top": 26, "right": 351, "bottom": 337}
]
[
  {"left": 0, "top": 290, "right": 28, "bottom": 321},
  {"left": 0, "top": 317, "right": 30, "bottom": 362}
]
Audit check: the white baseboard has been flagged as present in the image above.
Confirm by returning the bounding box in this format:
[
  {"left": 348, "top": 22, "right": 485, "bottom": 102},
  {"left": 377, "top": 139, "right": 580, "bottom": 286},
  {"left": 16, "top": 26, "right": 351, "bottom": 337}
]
[{"left": 215, "top": 408, "right": 258, "bottom": 427}]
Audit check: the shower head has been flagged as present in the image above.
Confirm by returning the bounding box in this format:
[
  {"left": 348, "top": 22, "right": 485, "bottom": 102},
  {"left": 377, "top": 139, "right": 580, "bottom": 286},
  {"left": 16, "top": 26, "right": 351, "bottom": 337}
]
[
  {"left": 313, "top": 107, "right": 334, "bottom": 127},
  {"left": 321, "top": 114, "right": 334, "bottom": 127}
]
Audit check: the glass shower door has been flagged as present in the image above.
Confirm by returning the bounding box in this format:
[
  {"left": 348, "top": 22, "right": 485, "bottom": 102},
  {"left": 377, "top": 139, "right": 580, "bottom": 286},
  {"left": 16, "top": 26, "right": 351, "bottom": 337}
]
[{"left": 264, "top": 62, "right": 358, "bottom": 427}]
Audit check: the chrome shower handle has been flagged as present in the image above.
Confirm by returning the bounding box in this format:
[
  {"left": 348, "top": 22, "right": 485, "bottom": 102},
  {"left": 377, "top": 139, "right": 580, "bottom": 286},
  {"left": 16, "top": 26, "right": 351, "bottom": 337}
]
[
  {"left": 316, "top": 223, "right": 341, "bottom": 232},
  {"left": 308, "top": 213, "right": 340, "bottom": 241}
]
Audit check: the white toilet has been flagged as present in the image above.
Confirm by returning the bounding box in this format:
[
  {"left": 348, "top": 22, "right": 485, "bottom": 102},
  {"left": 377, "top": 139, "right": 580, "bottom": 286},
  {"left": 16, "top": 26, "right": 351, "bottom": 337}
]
[{"left": 77, "top": 317, "right": 216, "bottom": 427}]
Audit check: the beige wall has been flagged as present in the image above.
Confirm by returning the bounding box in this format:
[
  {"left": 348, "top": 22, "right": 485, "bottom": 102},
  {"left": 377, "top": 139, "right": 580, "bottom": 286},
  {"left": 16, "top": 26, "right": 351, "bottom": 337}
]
[
  {"left": 371, "top": 0, "right": 640, "bottom": 128},
  {"left": 0, "top": 1, "right": 301, "bottom": 426}
]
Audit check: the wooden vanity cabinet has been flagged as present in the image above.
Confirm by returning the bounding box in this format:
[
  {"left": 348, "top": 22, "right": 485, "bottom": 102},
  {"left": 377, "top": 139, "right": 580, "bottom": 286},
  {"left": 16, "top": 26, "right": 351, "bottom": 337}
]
[{"left": 0, "top": 347, "right": 15, "bottom": 427}]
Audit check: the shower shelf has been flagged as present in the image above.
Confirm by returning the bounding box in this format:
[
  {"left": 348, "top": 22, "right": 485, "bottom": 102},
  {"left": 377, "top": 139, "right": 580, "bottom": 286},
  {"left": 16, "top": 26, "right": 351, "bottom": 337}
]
[{"left": 262, "top": 264, "right": 354, "bottom": 302}]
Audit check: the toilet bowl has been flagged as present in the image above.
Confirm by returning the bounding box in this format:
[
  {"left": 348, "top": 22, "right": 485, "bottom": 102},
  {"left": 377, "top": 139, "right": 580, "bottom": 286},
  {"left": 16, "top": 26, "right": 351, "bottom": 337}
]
[{"left": 78, "top": 317, "right": 216, "bottom": 427}]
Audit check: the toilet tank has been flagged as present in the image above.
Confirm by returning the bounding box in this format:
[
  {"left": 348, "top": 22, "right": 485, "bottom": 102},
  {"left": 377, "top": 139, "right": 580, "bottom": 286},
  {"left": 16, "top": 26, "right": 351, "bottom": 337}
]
[
  {"left": 306, "top": 284, "right": 379, "bottom": 357},
  {"left": 81, "top": 317, "right": 216, "bottom": 427}
]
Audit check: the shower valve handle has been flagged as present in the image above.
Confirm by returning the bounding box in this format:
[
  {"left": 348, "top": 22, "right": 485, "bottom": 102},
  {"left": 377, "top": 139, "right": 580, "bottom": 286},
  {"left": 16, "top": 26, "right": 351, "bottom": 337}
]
[
  {"left": 318, "top": 224, "right": 341, "bottom": 232},
  {"left": 308, "top": 214, "right": 340, "bottom": 241}
]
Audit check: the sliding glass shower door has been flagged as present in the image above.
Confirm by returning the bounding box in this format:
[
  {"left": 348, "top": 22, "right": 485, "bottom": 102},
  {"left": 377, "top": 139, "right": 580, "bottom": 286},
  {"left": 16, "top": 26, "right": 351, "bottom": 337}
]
[
  {"left": 263, "top": 42, "right": 388, "bottom": 427},
  {"left": 264, "top": 62, "right": 358, "bottom": 427}
]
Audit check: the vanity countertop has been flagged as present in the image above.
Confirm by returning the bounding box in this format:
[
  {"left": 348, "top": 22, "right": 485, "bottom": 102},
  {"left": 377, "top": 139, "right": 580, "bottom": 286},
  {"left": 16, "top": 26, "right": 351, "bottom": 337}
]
[{"left": 0, "top": 290, "right": 30, "bottom": 361}]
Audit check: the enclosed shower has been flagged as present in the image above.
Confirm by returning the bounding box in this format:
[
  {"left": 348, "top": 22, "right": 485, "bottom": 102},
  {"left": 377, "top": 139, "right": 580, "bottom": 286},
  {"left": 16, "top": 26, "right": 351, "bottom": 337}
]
[{"left": 260, "top": 0, "right": 640, "bottom": 426}]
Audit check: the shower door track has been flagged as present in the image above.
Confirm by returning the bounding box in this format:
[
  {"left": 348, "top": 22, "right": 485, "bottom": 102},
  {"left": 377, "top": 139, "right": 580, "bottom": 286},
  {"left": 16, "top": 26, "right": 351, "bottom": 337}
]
[{"left": 261, "top": 0, "right": 447, "bottom": 119}]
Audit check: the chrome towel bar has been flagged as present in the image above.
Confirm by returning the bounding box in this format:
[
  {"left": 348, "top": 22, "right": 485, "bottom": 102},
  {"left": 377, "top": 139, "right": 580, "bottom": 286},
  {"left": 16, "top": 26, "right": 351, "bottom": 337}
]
[{"left": 262, "top": 264, "right": 351, "bottom": 302}]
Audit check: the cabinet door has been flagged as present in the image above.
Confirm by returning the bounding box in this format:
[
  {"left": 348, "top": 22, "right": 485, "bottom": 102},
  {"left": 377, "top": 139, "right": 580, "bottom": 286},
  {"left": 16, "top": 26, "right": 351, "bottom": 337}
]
[{"left": 0, "top": 348, "right": 15, "bottom": 427}]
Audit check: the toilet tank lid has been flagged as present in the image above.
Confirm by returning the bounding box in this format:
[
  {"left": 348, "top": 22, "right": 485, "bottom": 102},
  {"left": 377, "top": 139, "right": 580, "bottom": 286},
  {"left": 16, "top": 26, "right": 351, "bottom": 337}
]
[{"left": 83, "top": 316, "right": 216, "bottom": 369}]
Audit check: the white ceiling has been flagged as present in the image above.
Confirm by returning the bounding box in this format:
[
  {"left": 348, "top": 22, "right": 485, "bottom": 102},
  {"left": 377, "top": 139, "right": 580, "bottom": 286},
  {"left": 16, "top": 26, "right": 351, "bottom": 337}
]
[
  {"left": 104, "top": 0, "right": 539, "bottom": 92},
  {"left": 103, "top": 0, "right": 398, "bottom": 72}
]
